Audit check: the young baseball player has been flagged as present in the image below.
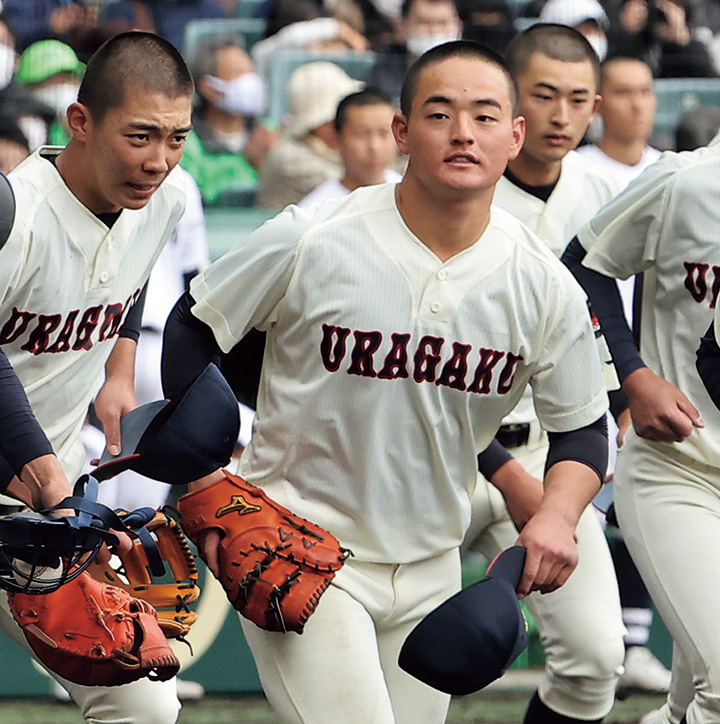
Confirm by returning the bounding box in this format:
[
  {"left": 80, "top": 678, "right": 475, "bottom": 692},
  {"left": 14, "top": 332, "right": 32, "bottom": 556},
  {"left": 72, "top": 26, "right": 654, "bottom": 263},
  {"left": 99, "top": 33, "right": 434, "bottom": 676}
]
[
  {"left": 563, "top": 131, "right": 720, "bottom": 724},
  {"left": 0, "top": 31, "right": 193, "bottom": 724},
  {"left": 462, "top": 23, "right": 626, "bottom": 724},
  {"left": 162, "top": 40, "right": 611, "bottom": 724}
]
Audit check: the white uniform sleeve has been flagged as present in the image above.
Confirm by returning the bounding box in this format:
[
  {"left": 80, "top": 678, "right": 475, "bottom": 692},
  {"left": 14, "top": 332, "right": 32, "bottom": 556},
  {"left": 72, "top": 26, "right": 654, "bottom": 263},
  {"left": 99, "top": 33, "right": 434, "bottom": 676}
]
[
  {"left": 189, "top": 204, "right": 311, "bottom": 352},
  {"left": 577, "top": 151, "right": 681, "bottom": 280},
  {"left": 531, "top": 267, "right": 609, "bottom": 432},
  {"left": 175, "top": 171, "right": 209, "bottom": 275}
]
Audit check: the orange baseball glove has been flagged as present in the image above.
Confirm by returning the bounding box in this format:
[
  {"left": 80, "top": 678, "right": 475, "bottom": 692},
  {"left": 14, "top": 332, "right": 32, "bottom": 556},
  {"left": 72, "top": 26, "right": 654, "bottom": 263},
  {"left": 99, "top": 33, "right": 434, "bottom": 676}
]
[{"left": 177, "top": 470, "right": 351, "bottom": 633}]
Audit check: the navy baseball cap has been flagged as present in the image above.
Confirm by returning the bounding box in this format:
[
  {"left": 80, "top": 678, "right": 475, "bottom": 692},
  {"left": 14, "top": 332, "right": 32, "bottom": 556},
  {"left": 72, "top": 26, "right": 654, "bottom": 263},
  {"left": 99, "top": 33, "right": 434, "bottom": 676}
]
[
  {"left": 93, "top": 363, "right": 240, "bottom": 485},
  {"left": 398, "top": 546, "right": 528, "bottom": 695}
]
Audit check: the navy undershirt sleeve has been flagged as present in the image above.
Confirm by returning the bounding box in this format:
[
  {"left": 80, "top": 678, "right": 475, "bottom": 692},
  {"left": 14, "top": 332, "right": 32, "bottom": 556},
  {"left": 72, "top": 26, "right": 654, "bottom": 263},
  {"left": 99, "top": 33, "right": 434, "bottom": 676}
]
[
  {"left": 545, "top": 415, "right": 608, "bottom": 485},
  {"left": 161, "top": 291, "right": 223, "bottom": 398},
  {"left": 0, "top": 347, "right": 53, "bottom": 487},
  {"left": 477, "top": 438, "right": 513, "bottom": 479},
  {"left": 696, "top": 320, "right": 720, "bottom": 409},
  {"left": 561, "top": 237, "right": 645, "bottom": 384},
  {"left": 118, "top": 282, "right": 149, "bottom": 343}
]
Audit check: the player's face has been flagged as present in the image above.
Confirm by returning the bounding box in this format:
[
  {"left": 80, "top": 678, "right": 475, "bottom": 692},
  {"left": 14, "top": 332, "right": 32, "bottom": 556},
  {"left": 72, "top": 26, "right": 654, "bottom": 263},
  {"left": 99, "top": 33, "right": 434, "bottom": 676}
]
[
  {"left": 599, "top": 59, "right": 656, "bottom": 144},
  {"left": 393, "top": 56, "right": 524, "bottom": 198},
  {"left": 78, "top": 84, "right": 192, "bottom": 213},
  {"left": 515, "top": 52, "right": 600, "bottom": 166},
  {"left": 339, "top": 103, "right": 398, "bottom": 187}
]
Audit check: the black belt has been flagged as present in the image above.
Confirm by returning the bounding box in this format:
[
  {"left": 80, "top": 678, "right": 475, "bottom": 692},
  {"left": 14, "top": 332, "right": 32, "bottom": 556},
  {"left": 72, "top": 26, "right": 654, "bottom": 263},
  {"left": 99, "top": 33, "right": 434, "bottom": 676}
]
[{"left": 496, "top": 423, "right": 530, "bottom": 449}]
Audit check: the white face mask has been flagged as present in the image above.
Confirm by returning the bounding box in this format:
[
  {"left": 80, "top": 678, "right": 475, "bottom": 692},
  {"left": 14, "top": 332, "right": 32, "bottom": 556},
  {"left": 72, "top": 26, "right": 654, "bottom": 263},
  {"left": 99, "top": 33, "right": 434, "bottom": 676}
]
[
  {"left": 406, "top": 32, "right": 461, "bottom": 58},
  {"left": 18, "top": 115, "right": 47, "bottom": 152},
  {"left": 0, "top": 43, "right": 15, "bottom": 91},
  {"left": 32, "top": 82, "right": 80, "bottom": 118},
  {"left": 585, "top": 33, "right": 608, "bottom": 61},
  {"left": 204, "top": 72, "right": 266, "bottom": 117}
]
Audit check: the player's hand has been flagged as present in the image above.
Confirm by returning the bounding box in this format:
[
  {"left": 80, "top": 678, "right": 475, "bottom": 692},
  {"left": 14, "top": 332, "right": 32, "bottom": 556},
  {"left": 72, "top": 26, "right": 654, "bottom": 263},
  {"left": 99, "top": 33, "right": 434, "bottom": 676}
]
[
  {"left": 94, "top": 376, "right": 138, "bottom": 458},
  {"left": 186, "top": 469, "right": 227, "bottom": 578},
  {"left": 615, "top": 407, "right": 632, "bottom": 448},
  {"left": 514, "top": 508, "right": 578, "bottom": 598},
  {"left": 622, "top": 367, "right": 703, "bottom": 443},
  {"left": 490, "top": 459, "right": 544, "bottom": 533}
]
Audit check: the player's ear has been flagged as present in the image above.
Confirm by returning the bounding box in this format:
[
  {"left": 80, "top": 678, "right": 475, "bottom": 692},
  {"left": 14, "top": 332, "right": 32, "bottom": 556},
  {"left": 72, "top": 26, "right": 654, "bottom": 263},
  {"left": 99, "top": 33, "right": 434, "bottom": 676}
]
[
  {"left": 65, "top": 102, "right": 92, "bottom": 142},
  {"left": 508, "top": 115, "right": 525, "bottom": 161},
  {"left": 592, "top": 93, "right": 602, "bottom": 115},
  {"left": 392, "top": 111, "right": 410, "bottom": 155}
]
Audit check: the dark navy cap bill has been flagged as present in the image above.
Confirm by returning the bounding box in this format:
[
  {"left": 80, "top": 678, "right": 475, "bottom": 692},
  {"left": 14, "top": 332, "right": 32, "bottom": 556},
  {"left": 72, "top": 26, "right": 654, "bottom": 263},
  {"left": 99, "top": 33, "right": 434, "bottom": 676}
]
[
  {"left": 0, "top": 171, "right": 15, "bottom": 251},
  {"left": 398, "top": 546, "right": 528, "bottom": 696},
  {"left": 93, "top": 363, "right": 240, "bottom": 485}
]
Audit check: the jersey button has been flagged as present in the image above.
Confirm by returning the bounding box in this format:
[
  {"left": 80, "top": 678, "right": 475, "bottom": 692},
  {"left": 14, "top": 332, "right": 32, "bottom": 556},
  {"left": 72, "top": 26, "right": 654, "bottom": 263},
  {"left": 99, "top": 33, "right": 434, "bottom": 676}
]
[
  {"left": 99, "top": 271, "right": 109, "bottom": 283},
  {"left": 430, "top": 302, "right": 441, "bottom": 313},
  {"left": 437, "top": 270, "right": 448, "bottom": 281}
]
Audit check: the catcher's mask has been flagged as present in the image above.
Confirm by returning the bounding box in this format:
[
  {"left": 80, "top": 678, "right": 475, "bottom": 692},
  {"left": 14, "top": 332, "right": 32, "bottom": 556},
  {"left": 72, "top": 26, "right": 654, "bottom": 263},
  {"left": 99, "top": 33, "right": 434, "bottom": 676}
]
[
  {"left": 93, "top": 363, "right": 240, "bottom": 485},
  {"left": 398, "top": 546, "right": 529, "bottom": 695},
  {"left": 0, "top": 475, "right": 154, "bottom": 594}
]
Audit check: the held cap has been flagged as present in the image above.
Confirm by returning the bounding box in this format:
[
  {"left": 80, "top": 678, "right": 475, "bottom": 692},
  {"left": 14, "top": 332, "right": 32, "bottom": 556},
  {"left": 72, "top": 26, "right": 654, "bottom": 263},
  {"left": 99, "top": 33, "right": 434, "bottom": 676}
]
[
  {"left": 398, "top": 546, "right": 528, "bottom": 695},
  {"left": 93, "top": 363, "right": 240, "bottom": 485}
]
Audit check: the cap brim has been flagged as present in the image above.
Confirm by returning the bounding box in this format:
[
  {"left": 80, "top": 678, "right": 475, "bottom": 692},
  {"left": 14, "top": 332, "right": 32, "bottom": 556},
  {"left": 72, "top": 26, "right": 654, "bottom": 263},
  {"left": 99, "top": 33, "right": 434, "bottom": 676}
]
[{"left": 92, "top": 400, "right": 169, "bottom": 481}]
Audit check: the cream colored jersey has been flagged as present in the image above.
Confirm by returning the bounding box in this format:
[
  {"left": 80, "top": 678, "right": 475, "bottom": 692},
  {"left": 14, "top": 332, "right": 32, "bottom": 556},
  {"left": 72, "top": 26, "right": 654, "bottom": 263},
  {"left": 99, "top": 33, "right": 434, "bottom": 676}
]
[
  {"left": 191, "top": 183, "right": 608, "bottom": 563},
  {"left": 0, "top": 147, "right": 187, "bottom": 480},
  {"left": 493, "top": 151, "right": 617, "bottom": 257},
  {"left": 494, "top": 150, "right": 617, "bottom": 425},
  {"left": 578, "top": 135, "right": 720, "bottom": 469}
]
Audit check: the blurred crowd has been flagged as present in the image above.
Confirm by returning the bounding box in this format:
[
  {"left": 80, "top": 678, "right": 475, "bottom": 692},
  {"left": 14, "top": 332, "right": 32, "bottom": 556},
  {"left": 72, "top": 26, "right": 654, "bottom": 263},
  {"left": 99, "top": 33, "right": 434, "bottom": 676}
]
[{"left": 1, "top": 0, "right": 719, "bottom": 204}]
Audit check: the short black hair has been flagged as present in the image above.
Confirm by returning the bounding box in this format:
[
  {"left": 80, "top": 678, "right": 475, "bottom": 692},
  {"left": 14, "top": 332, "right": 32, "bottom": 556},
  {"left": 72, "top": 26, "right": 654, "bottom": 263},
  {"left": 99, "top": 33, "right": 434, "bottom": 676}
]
[
  {"left": 400, "top": 39, "right": 517, "bottom": 117},
  {"left": 599, "top": 54, "right": 654, "bottom": 89},
  {"left": 505, "top": 23, "right": 601, "bottom": 90},
  {"left": 77, "top": 31, "right": 194, "bottom": 123},
  {"left": 334, "top": 87, "right": 394, "bottom": 132}
]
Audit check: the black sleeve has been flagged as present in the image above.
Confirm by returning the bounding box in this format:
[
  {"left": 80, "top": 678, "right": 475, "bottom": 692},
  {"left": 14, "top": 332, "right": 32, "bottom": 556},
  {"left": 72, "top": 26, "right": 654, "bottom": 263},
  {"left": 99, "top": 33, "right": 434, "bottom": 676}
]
[
  {"left": 161, "top": 291, "right": 223, "bottom": 398},
  {"left": 0, "top": 347, "right": 54, "bottom": 477},
  {"left": 696, "top": 320, "right": 720, "bottom": 409},
  {"left": 477, "top": 438, "right": 514, "bottom": 480},
  {"left": 117, "top": 282, "right": 149, "bottom": 343},
  {"left": 561, "top": 237, "right": 645, "bottom": 384},
  {"left": 544, "top": 415, "right": 608, "bottom": 485}
]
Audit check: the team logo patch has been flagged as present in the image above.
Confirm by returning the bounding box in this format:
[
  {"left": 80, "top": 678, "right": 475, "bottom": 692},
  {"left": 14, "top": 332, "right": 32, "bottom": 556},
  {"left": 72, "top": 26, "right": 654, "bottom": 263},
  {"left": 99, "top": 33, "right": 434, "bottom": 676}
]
[{"left": 216, "top": 495, "right": 261, "bottom": 518}]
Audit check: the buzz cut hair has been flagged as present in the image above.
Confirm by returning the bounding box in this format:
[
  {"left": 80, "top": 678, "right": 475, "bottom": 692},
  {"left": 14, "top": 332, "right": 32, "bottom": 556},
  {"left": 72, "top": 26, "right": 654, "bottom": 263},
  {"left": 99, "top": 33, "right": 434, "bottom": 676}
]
[
  {"left": 400, "top": 39, "right": 518, "bottom": 118},
  {"left": 505, "top": 23, "right": 601, "bottom": 90},
  {"left": 334, "top": 87, "right": 394, "bottom": 133},
  {"left": 77, "top": 31, "right": 194, "bottom": 123}
]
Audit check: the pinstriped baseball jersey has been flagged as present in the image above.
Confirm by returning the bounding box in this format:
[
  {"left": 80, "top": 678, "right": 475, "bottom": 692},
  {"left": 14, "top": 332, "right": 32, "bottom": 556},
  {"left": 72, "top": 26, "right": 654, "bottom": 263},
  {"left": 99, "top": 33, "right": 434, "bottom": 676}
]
[
  {"left": 190, "top": 182, "right": 608, "bottom": 563},
  {"left": 0, "top": 147, "right": 187, "bottom": 480},
  {"left": 579, "top": 134, "right": 720, "bottom": 468},
  {"left": 493, "top": 151, "right": 617, "bottom": 426}
]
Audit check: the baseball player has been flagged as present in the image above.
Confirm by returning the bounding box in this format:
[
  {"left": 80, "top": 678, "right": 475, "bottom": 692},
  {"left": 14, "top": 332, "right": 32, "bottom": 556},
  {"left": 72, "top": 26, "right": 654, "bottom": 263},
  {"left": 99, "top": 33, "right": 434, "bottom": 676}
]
[
  {"left": 562, "top": 131, "right": 720, "bottom": 724},
  {"left": 463, "top": 24, "right": 626, "bottom": 724},
  {"left": 0, "top": 31, "right": 193, "bottom": 724},
  {"left": 162, "top": 40, "right": 610, "bottom": 724}
]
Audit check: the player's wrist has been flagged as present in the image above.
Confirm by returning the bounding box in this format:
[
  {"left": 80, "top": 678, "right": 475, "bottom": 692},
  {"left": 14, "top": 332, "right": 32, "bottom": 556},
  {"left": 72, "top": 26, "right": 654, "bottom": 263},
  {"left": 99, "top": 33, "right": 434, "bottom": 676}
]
[{"left": 188, "top": 468, "right": 226, "bottom": 493}]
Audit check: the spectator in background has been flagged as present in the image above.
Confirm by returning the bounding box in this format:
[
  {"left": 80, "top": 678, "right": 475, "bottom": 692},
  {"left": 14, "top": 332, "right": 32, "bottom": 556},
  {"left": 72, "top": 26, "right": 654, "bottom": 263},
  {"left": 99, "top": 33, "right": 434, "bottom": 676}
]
[
  {"left": 0, "top": 117, "right": 29, "bottom": 173},
  {"left": 100, "top": 0, "right": 227, "bottom": 55},
  {"left": 365, "top": 0, "right": 462, "bottom": 105},
  {"left": 181, "top": 34, "right": 278, "bottom": 205},
  {"left": 539, "top": 0, "right": 611, "bottom": 60},
  {"left": 457, "top": 0, "right": 516, "bottom": 55},
  {"left": 252, "top": 0, "right": 369, "bottom": 83},
  {"left": 255, "top": 60, "right": 362, "bottom": 208},
  {"left": 675, "top": 104, "right": 720, "bottom": 150},
  {"left": 15, "top": 39, "right": 85, "bottom": 146},
  {"left": 2, "top": 0, "right": 88, "bottom": 51},
  {"left": 299, "top": 86, "right": 401, "bottom": 206},
  {"left": 608, "top": 0, "right": 717, "bottom": 77},
  {"left": 0, "top": 12, "right": 57, "bottom": 153}
]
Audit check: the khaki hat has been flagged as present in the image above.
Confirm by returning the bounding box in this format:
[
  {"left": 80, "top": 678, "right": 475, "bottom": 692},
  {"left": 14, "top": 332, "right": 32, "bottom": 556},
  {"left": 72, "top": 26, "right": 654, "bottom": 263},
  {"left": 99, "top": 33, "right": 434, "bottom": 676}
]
[
  {"left": 285, "top": 61, "right": 363, "bottom": 139},
  {"left": 16, "top": 40, "right": 85, "bottom": 86}
]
